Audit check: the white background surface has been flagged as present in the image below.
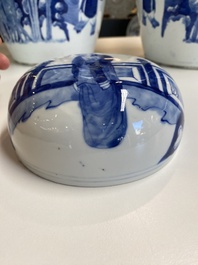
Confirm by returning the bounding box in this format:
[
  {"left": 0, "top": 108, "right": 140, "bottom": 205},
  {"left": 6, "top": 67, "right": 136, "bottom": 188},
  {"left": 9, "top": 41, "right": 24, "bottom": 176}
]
[{"left": 0, "top": 37, "right": 198, "bottom": 265}]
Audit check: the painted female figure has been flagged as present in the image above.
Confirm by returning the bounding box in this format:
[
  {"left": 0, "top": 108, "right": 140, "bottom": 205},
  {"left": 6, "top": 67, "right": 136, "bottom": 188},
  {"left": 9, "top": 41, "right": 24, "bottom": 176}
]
[{"left": 72, "top": 54, "right": 128, "bottom": 148}]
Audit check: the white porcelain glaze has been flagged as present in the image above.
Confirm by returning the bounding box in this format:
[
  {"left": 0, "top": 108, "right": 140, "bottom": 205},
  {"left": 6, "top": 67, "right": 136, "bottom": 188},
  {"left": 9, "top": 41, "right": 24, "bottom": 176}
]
[
  {"left": 137, "top": 0, "right": 198, "bottom": 68},
  {"left": 0, "top": 0, "right": 105, "bottom": 64},
  {"left": 8, "top": 54, "right": 184, "bottom": 186}
]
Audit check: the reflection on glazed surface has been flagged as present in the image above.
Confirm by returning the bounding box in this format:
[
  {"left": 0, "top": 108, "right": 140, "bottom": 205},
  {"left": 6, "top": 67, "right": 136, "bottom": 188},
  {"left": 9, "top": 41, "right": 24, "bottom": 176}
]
[{"left": 8, "top": 54, "right": 184, "bottom": 186}]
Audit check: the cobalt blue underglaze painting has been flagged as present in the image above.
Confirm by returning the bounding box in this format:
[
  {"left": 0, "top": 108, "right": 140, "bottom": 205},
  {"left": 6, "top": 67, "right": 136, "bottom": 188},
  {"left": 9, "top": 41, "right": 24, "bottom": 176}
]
[
  {"left": 142, "top": 0, "right": 198, "bottom": 43},
  {"left": 8, "top": 54, "right": 184, "bottom": 164},
  {"left": 142, "top": 0, "right": 160, "bottom": 28},
  {"left": 0, "top": 0, "right": 101, "bottom": 43}
]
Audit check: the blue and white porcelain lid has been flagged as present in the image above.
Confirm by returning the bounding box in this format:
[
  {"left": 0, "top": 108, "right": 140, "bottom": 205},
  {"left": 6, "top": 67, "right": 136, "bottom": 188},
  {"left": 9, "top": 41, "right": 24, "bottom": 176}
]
[{"left": 8, "top": 54, "right": 184, "bottom": 186}]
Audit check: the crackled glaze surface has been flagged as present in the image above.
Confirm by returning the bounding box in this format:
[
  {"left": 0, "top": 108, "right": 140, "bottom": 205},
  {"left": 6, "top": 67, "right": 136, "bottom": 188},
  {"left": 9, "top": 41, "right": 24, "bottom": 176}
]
[{"left": 8, "top": 54, "right": 184, "bottom": 186}]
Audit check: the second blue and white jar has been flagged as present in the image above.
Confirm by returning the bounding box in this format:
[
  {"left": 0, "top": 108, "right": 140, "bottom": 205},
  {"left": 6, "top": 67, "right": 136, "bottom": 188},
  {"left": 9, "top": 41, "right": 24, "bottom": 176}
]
[
  {"left": 137, "top": 0, "right": 198, "bottom": 68},
  {"left": 0, "top": 0, "right": 105, "bottom": 64}
]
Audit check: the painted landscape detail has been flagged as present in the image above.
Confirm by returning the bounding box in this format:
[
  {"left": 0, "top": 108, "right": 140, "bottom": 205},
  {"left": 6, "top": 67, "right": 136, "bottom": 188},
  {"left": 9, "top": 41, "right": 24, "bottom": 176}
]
[
  {"left": 142, "top": 0, "right": 198, "bottom": 42},
  {"left": 0, "top": 0, "right": 99, "bottom": 43},
  {"left": 8, "top": 54, "right": 184, "bottom": 163}
]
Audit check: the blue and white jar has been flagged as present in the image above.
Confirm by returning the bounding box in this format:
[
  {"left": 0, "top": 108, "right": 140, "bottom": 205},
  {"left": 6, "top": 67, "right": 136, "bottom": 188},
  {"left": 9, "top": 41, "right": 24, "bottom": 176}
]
[
  {"left": 137, "top": 0, "right": 198, "bottom": 68},
  {"left": 8, "top": 53, "right": 184, "bottom": 186},
  {"left": 0, "top": 0, "right": 105, "bottom": 64}
]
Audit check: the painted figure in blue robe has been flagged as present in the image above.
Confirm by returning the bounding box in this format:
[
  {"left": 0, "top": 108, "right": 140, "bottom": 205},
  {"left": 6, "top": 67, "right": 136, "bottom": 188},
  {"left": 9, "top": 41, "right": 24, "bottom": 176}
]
[
  {"left": 162, "top": 0, "right": 198, "bottom": 42},
  {"left": 142, "top": 0, "right": 160, "bottom": 28},
  {"left": 0, "top": 0, "right": 99, "bottom": 43},
  {"left": 71, "top": 55, "right": 127, "bottom": 148},
  {"left": 52, "top": 0, "right": 98, "bottom": 37}
]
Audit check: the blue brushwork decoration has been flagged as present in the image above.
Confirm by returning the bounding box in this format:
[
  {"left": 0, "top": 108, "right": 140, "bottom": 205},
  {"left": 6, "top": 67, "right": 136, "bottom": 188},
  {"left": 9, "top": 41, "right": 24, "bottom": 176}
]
[
  {"left": 142, "top": 0, "right": 160, "bottom": 28},
  {"left": 142, "top": 0, "right": 198, "bottom": 43},
  {"left": 162, "top": 0, "right": 198, "bottom": 42},
  {"left": 72, "top": 55, "right": 127, "bottom": 148},
  {"left": 0, "top": 0, "right": 101, "bottom": 43},
  {"left": 8, "top": 54, "right": 184, "bottom": 164}
]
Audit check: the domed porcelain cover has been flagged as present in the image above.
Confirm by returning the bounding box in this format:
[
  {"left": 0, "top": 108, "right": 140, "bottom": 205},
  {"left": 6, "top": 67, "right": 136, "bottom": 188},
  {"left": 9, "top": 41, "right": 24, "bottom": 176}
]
[{"left": 8, "top": 54, "right": 184, "bottom": 186}]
